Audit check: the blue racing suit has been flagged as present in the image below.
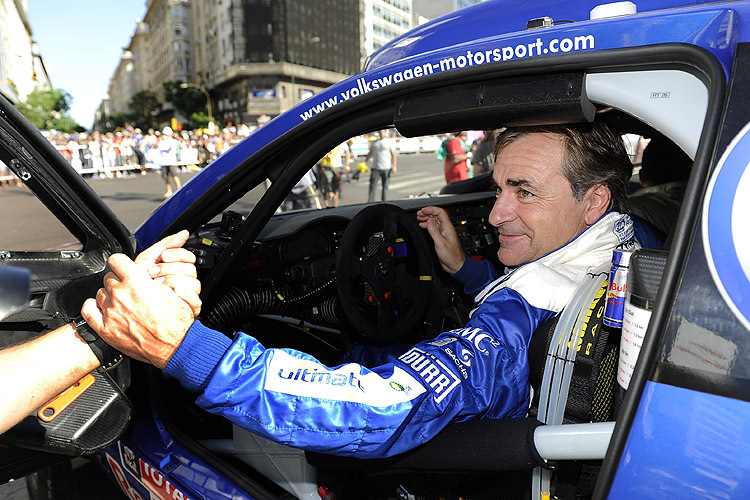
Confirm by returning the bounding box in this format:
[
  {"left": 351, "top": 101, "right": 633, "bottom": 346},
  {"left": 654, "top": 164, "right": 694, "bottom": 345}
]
[{"left": 164, "top": 212, "right": 634, "bottom": 458}]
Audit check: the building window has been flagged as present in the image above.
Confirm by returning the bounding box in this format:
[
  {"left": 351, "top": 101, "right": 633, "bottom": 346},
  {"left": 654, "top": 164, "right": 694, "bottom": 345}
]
[{"left": 171, "top": 4, "right": 189, "bottom": 19}]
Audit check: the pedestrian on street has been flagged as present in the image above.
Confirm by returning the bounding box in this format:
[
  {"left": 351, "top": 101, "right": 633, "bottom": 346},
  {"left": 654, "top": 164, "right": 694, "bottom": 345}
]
[
  {"left": 365, "top": 129, "right": 397, "bottom": 203},
  {"left": 158, "top": 127, "right": 182, "bottom": 198},
  {"left": 443, "top": 131, "right": 471, "bottom": 183}
]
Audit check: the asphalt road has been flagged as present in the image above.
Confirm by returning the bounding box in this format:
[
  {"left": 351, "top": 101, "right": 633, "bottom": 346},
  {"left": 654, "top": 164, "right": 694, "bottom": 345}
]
[{"left": 0, "top": 152, "right": 448, "bottom": 250}]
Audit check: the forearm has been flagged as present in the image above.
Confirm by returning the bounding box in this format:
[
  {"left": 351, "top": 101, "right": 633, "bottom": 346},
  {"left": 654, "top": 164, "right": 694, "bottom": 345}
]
[
  {"left": 0, "top": 324, "right": 99, "bottom": 434},
  {"left": 193, "top": 319, "right": 534, "bottom": 458}
]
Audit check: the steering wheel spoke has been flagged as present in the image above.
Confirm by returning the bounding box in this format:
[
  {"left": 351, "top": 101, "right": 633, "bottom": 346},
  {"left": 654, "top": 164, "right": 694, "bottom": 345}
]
[{"left": 383, "top": 213, "right": 400, "bottom": 242}]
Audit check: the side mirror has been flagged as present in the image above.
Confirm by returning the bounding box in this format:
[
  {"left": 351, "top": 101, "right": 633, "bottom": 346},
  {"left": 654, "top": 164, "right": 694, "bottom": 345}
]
[{"left": 0, "top": 266, "right": 30, "bottom": 321}]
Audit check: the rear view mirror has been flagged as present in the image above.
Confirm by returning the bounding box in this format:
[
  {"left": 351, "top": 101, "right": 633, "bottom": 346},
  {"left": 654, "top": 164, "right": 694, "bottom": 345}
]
[{"left": 0, "top": 266, "right": 29, "bottom": 321}]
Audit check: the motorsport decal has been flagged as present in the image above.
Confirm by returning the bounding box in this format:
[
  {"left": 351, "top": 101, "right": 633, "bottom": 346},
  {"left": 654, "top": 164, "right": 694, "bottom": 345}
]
[
  {"left": 427, "top": 337, "right": 470, "bottom": 380},
  {"left": 264, "top": 350, "right": 426, "bottom": 406},
  {"left": 106, "top": 442, "right": 193, "bottom": 500},
  {"left": 703, "top": 120, "right": 750, "bottom": 330},
  {"left": 612, "top": 214, "right": 635, "bottom": 243},
  {"left": 299, "top": 34, "right": 596, "bottom": 121},
  {"left": 426, "top": 327, "right": 502, "bottom": 381},
  {"left": 399, "top": 347, "right": 462, "bottom": 404}
]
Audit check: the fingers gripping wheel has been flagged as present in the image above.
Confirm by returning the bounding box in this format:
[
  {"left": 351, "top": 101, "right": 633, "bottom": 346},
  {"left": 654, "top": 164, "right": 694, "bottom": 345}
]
[{"left": 336, "top": 204, "right": 434, "bottom": 340}]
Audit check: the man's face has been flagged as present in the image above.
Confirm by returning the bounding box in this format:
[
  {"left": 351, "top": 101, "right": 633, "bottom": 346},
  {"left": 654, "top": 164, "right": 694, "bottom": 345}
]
[{"left": 489, "top": 132, "right": 595, "bottom": 266}]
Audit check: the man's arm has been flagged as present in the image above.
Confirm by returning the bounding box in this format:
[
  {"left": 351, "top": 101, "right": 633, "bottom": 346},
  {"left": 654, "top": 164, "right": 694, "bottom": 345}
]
[
  {"left": 0, "top": 231, "right": 199, "bottom": 433},
  {"left": 391, "top": 149, "right": 398, "bottom": 174},
  {"left": 416, "top": 206, "right": 466, "bottom": 274},
  {"left": 417, "top": 206, "right": 498, "bottom": 293},
  {"left": 160, "top": 286, "right": 547, "bottom": 458},
  {"left": 77, "top": 230, "right": 544, "bottom": 458},
  {"left": 0, "top": 323, "right": 99, "bottom": 434}
]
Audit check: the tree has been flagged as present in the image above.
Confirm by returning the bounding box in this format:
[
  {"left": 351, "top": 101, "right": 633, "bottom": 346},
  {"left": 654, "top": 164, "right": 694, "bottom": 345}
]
[
  {"left": 14, "top": 88, "right": 83, "bottom": 133},
  {"left": 128, "top": 90, "right": 161, "bottom": 130},
  {"left": 190, "top": 111, "right": 211, "bottom": 129},
  {"left": 97, "top": 112, "right": 131, "bottom": 133},
  {"left": 163, "top": 81, "right": 207, "bottom": 128}
]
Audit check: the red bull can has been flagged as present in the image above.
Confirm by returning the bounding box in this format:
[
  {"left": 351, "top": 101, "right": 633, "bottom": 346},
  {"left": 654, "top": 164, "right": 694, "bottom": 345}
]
[{"left": 604, "top": 248, "right": 634, "bottom": 328}]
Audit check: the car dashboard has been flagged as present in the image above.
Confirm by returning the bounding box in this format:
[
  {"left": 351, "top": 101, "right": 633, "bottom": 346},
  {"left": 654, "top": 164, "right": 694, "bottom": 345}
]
[{"left": 184, "top": 192, "right": 501, "bottom": 354}]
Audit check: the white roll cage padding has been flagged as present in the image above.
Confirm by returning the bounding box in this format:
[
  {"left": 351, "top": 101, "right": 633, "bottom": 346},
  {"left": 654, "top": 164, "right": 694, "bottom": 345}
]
[
  {"left": 586, "top": 69, "right": 709, "bottom": 160},
  {"left": 531, "top": 270, "right": 609, "bottom": 500}
]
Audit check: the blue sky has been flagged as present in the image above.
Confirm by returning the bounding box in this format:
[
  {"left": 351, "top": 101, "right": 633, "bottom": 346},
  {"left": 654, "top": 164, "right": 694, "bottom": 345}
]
[{"left": 27, "top": 1, "right": 146, "bottom": 128}]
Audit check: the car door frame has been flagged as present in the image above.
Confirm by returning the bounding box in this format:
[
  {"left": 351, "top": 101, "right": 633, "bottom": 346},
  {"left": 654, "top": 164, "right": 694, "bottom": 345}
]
[
  {"left": 594, "top": 42, "right": 750, "bottom": 498},
  {"left": 0, "top": 96, "right": 136, "bottom": 480}
]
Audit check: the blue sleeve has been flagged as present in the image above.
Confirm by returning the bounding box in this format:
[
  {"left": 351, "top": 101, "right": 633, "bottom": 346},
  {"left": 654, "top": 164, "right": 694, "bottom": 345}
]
[
  {"left": 451, "top": 256, "right": 499, "bottom": 295},
  {"left": 164, "top": 321, "right": 233, "bottom": 391},
  {"left": 166, "top": 291, "right": 554, "bottom": 458}
]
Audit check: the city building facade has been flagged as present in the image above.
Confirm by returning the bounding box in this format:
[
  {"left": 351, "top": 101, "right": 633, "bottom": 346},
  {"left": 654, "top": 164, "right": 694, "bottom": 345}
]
[
  {"left": 205, "top": 0, "right": 361, "bottom": 124},
  {"left": 364, "top": 0, "right": 412, "bottom": 56},
  {"left": 412, "top": 0, "right": 482, "bottom": 22},
  {"left": 104, "top": 0, "right": 415, "bottom": 128},
  {"left": 0, "top": 0, "right": 50, "bottom": 104}
]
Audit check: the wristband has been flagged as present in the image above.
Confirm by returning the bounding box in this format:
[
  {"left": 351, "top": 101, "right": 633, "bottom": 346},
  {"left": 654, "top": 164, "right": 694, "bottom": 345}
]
[{"left": 74, "top": 316, "right": 124, "bottom": 372}]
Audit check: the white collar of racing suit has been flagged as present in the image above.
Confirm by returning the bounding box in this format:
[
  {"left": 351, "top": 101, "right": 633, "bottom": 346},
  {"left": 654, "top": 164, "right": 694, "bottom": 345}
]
[{"left": 474, "top": 212, "right": 636, "bottom": 313}]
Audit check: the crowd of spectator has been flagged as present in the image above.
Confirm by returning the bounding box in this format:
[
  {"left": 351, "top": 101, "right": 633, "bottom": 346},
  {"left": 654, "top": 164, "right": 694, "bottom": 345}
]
[{"left": 42, "top": 124, "right": 251, "bottom": 179}]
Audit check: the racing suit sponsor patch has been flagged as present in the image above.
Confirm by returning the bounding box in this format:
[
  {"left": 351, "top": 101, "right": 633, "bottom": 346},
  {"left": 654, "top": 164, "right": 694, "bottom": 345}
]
[
  {"left": 264, "top": 350, "right": 425, "bottom": 406},
  {"left": 612, "top": 214, "right": 634, "bottom": 243},
  {"left": 398, "top": 347, "right": 461, "bottom": 404}
]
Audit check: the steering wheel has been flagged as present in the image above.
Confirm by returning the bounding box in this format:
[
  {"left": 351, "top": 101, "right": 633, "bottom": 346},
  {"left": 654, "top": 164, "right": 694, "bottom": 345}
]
[{"left": 336, "top": 204, "right": 435, "bottom": 340}]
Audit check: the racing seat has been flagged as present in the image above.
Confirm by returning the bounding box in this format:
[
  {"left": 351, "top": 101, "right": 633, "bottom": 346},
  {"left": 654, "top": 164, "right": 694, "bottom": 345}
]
[{"left": 307, "top": 270, "right": 621, "bottom": 499}]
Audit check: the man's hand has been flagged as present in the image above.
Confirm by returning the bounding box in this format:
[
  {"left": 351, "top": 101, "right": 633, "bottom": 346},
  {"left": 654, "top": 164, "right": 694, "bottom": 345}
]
[
  {"left": 80, "top": 230, "right": 200, "bottom": 369},
  {"left": 416, "top": 206, "right": 466, "bottom": 274},
  {"left": 134, "top": 230, "right": 201, "bottom": 316},
  {"left": 81, "top": 254, "right": 194, "bottom": 369}
]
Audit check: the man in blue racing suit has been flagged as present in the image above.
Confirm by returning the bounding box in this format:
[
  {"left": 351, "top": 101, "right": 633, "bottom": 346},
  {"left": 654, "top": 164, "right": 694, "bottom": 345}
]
[{"left": 84, "top": 122, "right": 634, "bottom": 459}]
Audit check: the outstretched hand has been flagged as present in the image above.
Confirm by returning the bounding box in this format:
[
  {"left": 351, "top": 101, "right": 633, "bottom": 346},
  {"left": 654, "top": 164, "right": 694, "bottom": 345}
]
[
  {"left": 416, "top": 206, "right": 466, "bottom": 274},
  {"left": 134, "top": 230, "right": 201, "bottom": 316},
  {"left": 80, "top": 231, "right": 200, "bottom": 369}
]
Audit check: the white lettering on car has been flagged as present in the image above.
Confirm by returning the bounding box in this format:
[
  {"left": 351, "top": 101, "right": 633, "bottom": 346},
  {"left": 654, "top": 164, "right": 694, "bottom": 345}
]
[{"left": 299, "top": 34, "right": 596, "bottom": 121}]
